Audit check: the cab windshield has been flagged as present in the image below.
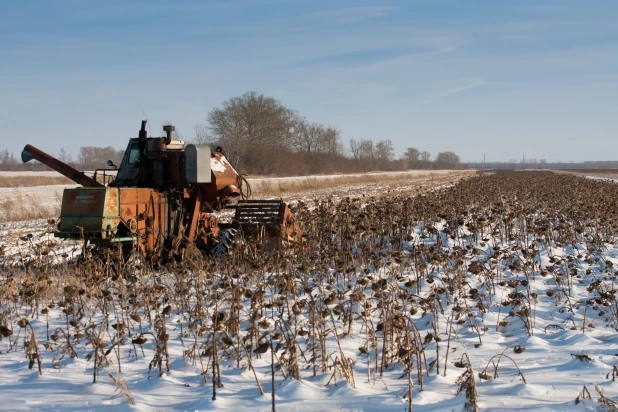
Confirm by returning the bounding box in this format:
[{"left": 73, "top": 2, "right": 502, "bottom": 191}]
[{"left": 127, "top": 142, "right": 140, "bottom": 164}]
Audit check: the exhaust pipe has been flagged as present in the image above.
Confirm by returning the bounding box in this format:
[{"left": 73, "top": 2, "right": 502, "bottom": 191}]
[
  {"left": 138, "top": 120, "right": 148, "bottom": 161},
  {"left": 163, "top": 124, "right": 174, "bottom": 145}
]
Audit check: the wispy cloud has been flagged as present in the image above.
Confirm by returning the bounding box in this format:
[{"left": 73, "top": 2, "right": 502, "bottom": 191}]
[
  {"left": 424, "top": 77, "right": 486, "bottom": 100},
  {"left": 68, "top": 0, "right": 290, "bottom": 19},
  {"left": 291, "top": 49, "right": 415, "bottom": 68},
  {"left": 311, "top": 6, "right": 399, "bottom": 25},
  {"left": 283, "top": 32, "right": 461, "bottom": 73}
]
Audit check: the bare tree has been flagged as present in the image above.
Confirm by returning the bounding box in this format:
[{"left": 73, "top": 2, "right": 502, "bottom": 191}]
[
  {"left": 401, "top": 147, "right": 420, "bottom": 169},
  {"left": 420, "top": 151, "right": 431, "bottom": 162},
  {"left": 0, "top": 150, "right": 17, "bottom": 171},
  {"left": 193, "top": 123, "right": 210, "bottom": 145},
  {"left": 207, "top": 91, "right": 296, "bottom": 167},
  {"left": 375, "top": 140, "right": 394, "bottom": 162},
  {"left": 403, "top": 147, "right": 419, "bottom": 162},
  {"left": 435, "top": 151, "right": 461, "bottom": 168},
  {"left": 78, "top": 146, "right": 124, "bottom": 170},
  {"left": 58, "top": 148, "right": 73, "bottom": 164},
  {"left": 318, "top": 126, "right": 342, "bottom": 155},
  {"left": 359, "top": 139, "right": 374, "bottom": 160},
  {"left": 349, "top": 139, "right": 361, "bottom": 159},
  {"left": 292, "top": 119, "right": 323, "bottom": 153}
]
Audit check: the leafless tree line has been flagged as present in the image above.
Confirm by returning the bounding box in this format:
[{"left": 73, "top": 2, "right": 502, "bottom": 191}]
[{"left": 195, "top": 91, "right": 463, "bottom": 175}]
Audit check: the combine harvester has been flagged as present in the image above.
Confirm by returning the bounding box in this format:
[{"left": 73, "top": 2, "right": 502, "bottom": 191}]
[{"left": 22, "top": 121, "right": 302, "bottom": 261}]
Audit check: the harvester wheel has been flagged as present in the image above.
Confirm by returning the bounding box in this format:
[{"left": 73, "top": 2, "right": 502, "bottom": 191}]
[{"left": 128, "top": 218, "right": 138, "bottom": 234}]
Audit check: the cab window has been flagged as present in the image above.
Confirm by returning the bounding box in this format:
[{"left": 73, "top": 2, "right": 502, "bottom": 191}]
[{"left": 128, "top": 143, "right": 140, "bottom": 164}]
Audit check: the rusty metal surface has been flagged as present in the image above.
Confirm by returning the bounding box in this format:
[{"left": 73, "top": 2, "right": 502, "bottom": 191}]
[
  {"left": 235, "top": 200, "right": 303, "bottom": 244},
  {"left": 104, "top": 188, "right": 120, "bottom": 217},
  {"left": 116, "top": 188, "right": 167, "bottom": 256},
  {"left": 211, "top": 152, "right": 238, "bottom": 190},
  {"left": 280, "top": 202, "right": 302, "bottom": 243},
  {"left": 21, "top": 144, "right": 103, "bottom": 188},
  {"left": 58, "top": 188, "right": 122, "bottom": 236},
  {"left": 60, "top": 188, "right": 107, "bottom": 217}
]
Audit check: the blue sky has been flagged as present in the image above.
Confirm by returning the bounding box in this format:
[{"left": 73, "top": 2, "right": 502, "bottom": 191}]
[{"left": 1, "top": 0, "right": 617, "bottom": 163}]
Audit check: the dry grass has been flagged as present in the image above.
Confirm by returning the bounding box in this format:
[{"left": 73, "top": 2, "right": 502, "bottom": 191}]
[
  {"left": 0, "top": 175, "right": 73, "bottom": 188},
  {"left": 0, "top": 189, "right": 60, "bottom": 222},
  {"left": 0, "top": 171, "right": 472, "bottom": 222},
  {"left": 0, "top": 171, "right": 471, "bottom": 191},
  {"left": 251, "top": 171, "right": 474, "bottom": 197}
]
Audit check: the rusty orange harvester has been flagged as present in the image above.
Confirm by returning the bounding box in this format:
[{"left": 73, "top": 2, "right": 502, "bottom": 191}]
[{"left": 22, "top": 121, "right": 302, "bottom": 260}]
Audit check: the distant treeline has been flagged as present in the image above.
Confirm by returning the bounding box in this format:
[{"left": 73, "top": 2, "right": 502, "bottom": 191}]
[
  {"left": 467, "top": 161, "right": 584, "bottom": 169},
  {"left": 0, "top": 147, "right": 125, "bottom": 172},
  {"left": 582, "top": 161, "right": 618, "bottom": 169},
  {"left": 1, "top": 91, "right": 466, "bottom": 175},
  {"left": 467, "top": 161, "right": 618, "bottom": 170}
]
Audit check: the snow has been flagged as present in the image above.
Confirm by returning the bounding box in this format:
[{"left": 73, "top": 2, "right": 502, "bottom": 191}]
[
  {"left": 210, "top": 156, "right": 229, "bottom": 173},
  {"left": 586, "top": 175, "right": 618, "bottom": 183},
  {"left": 2, "top": 172, "right": 618, "bottom": 411},
  {"left": 1, "top": 223, "right": 617, "bottom": 411}
]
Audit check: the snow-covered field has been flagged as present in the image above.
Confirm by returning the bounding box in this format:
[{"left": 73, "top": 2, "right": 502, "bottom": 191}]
[{"left": 1, "top": 170, "right": 618, "bottom": 411}]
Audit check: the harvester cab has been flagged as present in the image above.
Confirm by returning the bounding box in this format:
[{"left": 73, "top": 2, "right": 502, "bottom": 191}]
[
  {"left": 110, "top": 122, "right": 225, "bottom": 191},
  {"left": 21, "top": 120, "right": 302, "bottom": 261}
]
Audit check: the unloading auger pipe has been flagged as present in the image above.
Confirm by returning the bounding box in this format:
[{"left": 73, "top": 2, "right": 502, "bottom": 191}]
[{"left": 21, "top": 144, "right": 103, "bottom": 188}]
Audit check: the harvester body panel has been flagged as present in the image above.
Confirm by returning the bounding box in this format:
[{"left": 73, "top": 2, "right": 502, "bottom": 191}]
[{"left": 58, "top": 187, "right": 121, "bottom": 237}]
